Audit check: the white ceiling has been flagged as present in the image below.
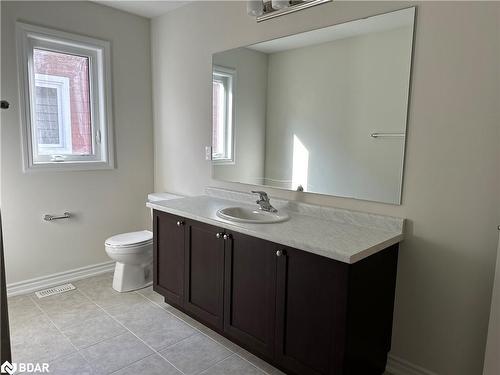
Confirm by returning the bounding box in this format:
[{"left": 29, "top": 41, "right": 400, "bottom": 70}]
[{"left": 93, "top": 1, "right": 189, "bottom": 19}]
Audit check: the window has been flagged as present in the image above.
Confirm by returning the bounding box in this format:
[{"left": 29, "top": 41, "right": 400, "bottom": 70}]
[
  {"left": 212, "top": 66, "right": 235, "bottom": 163},
  {"left": 34, "top": 73, "right": 72, "bottom": 155},
  {"left": 16, "top": 22, "right": 113, "bottom": 171}
]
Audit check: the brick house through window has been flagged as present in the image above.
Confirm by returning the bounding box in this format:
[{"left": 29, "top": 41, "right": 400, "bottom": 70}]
[{"left": 33, "top": 48, "right": 92, "bottom": 155}]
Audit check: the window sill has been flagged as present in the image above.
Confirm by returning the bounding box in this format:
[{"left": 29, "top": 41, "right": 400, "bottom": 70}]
[
  {"left": 212, "top": 159, "right": 235, "bottom": 166},
  {"left": 24, "top": 160, "right": 115, "bottom": 173}
]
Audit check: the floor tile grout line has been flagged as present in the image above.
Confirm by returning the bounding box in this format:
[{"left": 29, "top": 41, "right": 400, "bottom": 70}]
[
  {"left": 138, "top": 292, "right": 238, "bottom": 351},
  {"left": 136, "top": 293, "right": 209, "bottom": 335},
  {"left": 9, "top": 293, "right": 87, "bottom": 372},
  {"left": 153, "top": 335, "right": 233, "bottom": 375},
  {"left": 157, "top": 331, "right": 199, "bottom": 352},
  {"left": 76, "top": 288, "right": 185, "bottom": 373},
  {"left": 133, "top": 292, "right": 255, "bottom": 373},
  {"left": 30, "top": 287, "right": 165, "bottom": 374},
  {"left": 233, "top": 351, "right": 273, "bottom": 374},
  {"left": 68, "top": 328, "right": 128, "bottom": 351},
  {"left": 76, "top": 287, "right": 187, "bottom": 375},
  {"left": 107, "top": 352, "right": 163, "bottom": 375},
  {"left": 138, "top": 292, "right": 275, "bottom": 374},
  {"left": 31, "top": 289, "right": 126, "bottom": 350},
  {"left": 233, "top": 352, "right": 276, "bottom": 375},
  {"left": 195, "top": 353, "right": 249, "bottom": 375},
  {"left": 12, "top": 277, "right": 277, "bottom": 375},
  {"left": 10, "top": 280, "right": 116, "bottom": 371},
  {"left": 28, "top": 294, "right": 84, "bottom": 365},
  {"left": 137, "top": 292, "right": 276, "bottom": 374}
]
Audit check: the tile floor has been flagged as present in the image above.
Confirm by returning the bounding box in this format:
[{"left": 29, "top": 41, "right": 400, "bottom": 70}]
[{"left": 8, "top": 272, "right": 285, "bottom": 375}]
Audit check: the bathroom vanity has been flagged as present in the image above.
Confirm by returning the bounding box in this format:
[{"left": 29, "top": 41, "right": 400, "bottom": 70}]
[
  {"left": 148, "top": 6, "right": 413, "bottom": 374},
  {"left": 147, "top": 189, "right": 404, "bottom": 375}
]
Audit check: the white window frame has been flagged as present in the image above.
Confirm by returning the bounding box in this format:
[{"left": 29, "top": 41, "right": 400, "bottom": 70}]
[
  {"left": 34, "top": 73, "right": 72, "bottom": 154},
  {"left": 212, "top": 65, "right": 235, "bottom": 164},
  {"left": 16, "top": 22, "right": 114, "bottom": 172}
]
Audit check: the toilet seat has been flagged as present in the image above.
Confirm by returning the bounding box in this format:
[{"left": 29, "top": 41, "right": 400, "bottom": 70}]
[
  {"left": 105, "top": 243, "right": 151, "bottom": 255},
  {"left": 105, "top": 230, "right": 152, "bottom": 248}
]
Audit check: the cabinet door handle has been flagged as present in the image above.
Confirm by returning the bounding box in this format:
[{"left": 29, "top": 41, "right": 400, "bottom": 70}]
[
  {"left": 276, "top": 250, "right": 285, "bottom": 257},
  {"left": 176, "top": 221, "right": 185, "bottom": 227},
  {"left": 223, "top": 234, "right": 231, "bottom": 240},
  {"left": 216, "top": 233, "right": 222, "bottom": 239}
]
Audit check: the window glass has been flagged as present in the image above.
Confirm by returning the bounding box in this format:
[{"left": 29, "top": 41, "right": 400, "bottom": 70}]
[
  {"left": 33, "top": 49, "right": 92, "bottom": 158},
  {"left": 212, "top": 79, "right": 226, "bottom": 158},
  {"left": 212, "top": 67, "right": 234, "bottom": 163}
]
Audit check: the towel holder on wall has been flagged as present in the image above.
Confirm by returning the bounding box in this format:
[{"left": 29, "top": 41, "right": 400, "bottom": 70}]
[
  {"left": 370, "top": 132, "right": 406, "bottom": 138},
  {"left": 43, "top": 212, "right": 71, "bottom": 221}
]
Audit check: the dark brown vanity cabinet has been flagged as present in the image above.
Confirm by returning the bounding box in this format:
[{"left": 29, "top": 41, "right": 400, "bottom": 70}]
[
  {"left": 153, "top": 210, "right": 185, "bottom": 308},
  {"left": 274, "top": 245, "right": 399, "bottom": 375},
  {"left": 224, "top": 231, "right": 278, "bottom": 359},
  {"left": 153, "top": 210, "right": 399, "bottom": 375},
  {"left": 275, "top": 246, "right": 348, "bottom": 375},
  {"left": 153, "top": 211, "right": 225, "bottom": 330},
  {"left": 183, "top": 220, "right": 225, "bottom": 330}
]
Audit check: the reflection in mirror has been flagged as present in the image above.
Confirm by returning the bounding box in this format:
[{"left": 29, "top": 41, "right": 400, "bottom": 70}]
[
  {"left": 212, "top": 8, "right": 415, "bottom": 204},
  {"left": 212, "top": 66, "right": 235, "bottom": 163}
]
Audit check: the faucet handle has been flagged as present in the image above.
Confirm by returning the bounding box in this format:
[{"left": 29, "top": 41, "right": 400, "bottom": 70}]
[
  {"left": 251, "top": 190, "right": 269, "bottom": 200},
  {"left": 251, "top": 190, "right": 278, "bottom": 213}
]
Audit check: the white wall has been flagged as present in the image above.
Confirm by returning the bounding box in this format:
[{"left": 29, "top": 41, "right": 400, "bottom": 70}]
[
  {"left": 212, "top": 47, "right": 268, "bottom": 184},
  {"left": 151, "top": 2, "right": 500, "bottom": 374},
  {"left": 264, "top": 26, "right": 412, "bottom": 203},
  {"left": 1, "top": 1, "right": 154, "bottom": 284}
]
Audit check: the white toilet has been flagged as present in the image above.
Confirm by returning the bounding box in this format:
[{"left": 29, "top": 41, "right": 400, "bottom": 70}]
[
  {"left": 105, "top": 192, "right": 183, "bottom": 292},
  {"left": 105, "top": 230, "right": 153, "bottom": 292}
]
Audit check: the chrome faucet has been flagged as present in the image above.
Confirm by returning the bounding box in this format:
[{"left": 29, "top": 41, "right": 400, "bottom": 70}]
[{"left": 251, "top": 191, "right": 278, "bottom": 213}]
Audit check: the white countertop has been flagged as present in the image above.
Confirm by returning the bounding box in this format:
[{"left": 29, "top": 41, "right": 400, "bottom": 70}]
[{"left": 147, "top": 189, "right": 404, "bottom": 264}]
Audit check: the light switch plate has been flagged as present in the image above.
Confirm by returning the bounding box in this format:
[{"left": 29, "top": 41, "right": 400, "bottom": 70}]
[{"left": 205, "top": 146, "right": 212, "bottom": 161}]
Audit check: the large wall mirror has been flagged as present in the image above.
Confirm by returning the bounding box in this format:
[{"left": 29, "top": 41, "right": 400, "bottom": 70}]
[{"left": 212, "top": 7, "right": 415, "bottom": 204}]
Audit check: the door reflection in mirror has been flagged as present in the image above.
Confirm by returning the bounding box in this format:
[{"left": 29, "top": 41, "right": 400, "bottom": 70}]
[{"left": 292, "top": 135, "right": 309, "bottom": 192}]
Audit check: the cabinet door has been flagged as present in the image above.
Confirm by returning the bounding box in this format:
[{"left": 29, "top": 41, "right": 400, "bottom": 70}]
[
  {"left": 223, "top": 231, "right": 277, "bottom": 359},
  {"left": 184, "top": 220, "right": 225, "bottom": 331},
  {"left": 275, "top": 246, "right": 349, "bottom": 375},
  {"left": 153, "top": 210, "right": 185, "bottom": 308}
]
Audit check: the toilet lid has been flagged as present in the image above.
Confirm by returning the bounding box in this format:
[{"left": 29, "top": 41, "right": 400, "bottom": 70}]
[{"left": 105, "top": 230, "right": 153, "bottom": 248}]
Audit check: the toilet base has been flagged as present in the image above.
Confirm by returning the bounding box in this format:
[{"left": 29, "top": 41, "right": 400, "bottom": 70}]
[{"left": 112, "top": 262, "right": 152, "bottom": 292}]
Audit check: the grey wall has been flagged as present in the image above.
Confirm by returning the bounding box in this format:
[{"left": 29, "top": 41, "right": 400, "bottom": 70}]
[
  {"left": 151, "top": 2, "right": 500, "bottom": 374},
  {"left": 264, "top": 25, "right": 412, "bottom": 202},
  {"left": 1, "top": 1, "right": 154, "bottom": 283},
  {"left": 212, "top": 48, "right": 268, "bottom": 185}
]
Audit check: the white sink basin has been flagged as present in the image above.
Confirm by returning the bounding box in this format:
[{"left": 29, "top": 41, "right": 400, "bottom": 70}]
[{"left": 216, "top": 206, "right": 289, "bottom": 224}]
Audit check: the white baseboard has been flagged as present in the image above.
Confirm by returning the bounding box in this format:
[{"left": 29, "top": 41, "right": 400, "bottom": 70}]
[
  {"left": 7, "top": 261, "right": 115, "bottom": 297},
  {"left": 386, "top": 354, "right": 438, "bottom": 375}
]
